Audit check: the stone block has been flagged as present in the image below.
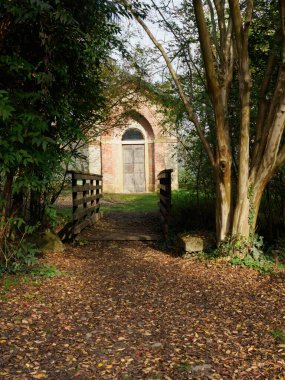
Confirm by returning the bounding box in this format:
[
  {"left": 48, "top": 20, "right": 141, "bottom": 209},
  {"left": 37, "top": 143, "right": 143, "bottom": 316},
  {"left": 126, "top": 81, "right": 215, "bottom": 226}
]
[
  {"left": 177, "top": 232, "right": 215, "bottom": 254},
  {"left": 37, "top": 230, "right": 65, "bottom": 253}
]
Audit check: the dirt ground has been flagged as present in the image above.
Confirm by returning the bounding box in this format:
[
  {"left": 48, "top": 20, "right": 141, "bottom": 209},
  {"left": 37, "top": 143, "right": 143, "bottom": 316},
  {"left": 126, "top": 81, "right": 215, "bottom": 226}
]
[
  {"left": 80, "top": 212, "right": 163, "bottom": 241},
  {"left": 0, "top": 213, "right": 285, "bottom": 379}
]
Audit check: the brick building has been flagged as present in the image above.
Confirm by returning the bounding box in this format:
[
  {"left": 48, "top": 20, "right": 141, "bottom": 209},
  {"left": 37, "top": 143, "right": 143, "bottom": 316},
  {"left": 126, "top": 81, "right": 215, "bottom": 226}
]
[{"left": 77, "top": 100, "right": 178, "bottom": 193}]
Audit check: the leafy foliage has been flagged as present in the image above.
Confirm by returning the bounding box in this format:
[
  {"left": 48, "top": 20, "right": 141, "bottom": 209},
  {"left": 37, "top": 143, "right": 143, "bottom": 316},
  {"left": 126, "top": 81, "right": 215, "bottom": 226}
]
[
  {"left": 216, "top": 233, "right": 264, "bottom": 258},
  {"left": 0, "top": 0, "right": 122, "bottom": 191},
  {"left": 228, "top": 233, "right": 285, "bottom": 273},
  {"left": 0, "top": 218, "right": 40, "bottom": 274},
  {"left": 230, "top": 255, "right": 275, "bottom": 274},
  {"left": 30, "top": 264, "right": 63, "bottom": 278},
  {"left": 0, "top": 0, "right": 124, "bottom": 258}
]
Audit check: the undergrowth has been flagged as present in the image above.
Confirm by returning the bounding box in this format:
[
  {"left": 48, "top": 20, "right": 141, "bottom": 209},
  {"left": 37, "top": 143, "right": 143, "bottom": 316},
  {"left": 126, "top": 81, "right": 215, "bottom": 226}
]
[
  {"left": 0, "top": 263, "right": 63, "bottom": 280},
  {"left": 0, "top": 217, "right": 66, "bottom": 277},
  {"left": 0, "top": 264, "right": 63, "bottom": 301},
  {"left": 229, "top": 255, "right": 282, "bottom": 274},
  {"left": 225, "top": 234, "right": 285, "bottom": 274},
  {"left": 194, "top": 233, "right": 285, "bottom": 275},
  {"left": 196, "top": 249, "right": 284, "bottom": 274},
  {"left": 30, "top": 264, "right": 63, "bottom": 278},
  {"left": 0, "top": 218, "right": 40, "bottom": 275},
  {"left": 170, "top": 190, "right": 215, "bottom": 233}
]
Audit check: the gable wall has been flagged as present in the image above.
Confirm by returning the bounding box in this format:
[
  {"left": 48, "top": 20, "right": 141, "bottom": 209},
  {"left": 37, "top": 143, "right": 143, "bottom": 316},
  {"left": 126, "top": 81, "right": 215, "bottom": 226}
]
[{"left": 87, "top": 102, "right": 178, "bottom": 193}]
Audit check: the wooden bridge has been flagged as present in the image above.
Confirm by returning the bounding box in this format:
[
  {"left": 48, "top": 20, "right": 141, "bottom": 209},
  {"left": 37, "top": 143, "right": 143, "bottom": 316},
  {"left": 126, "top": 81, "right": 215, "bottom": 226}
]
[{"left": 59, "top": 169, "right": 173, "bottom": 242}]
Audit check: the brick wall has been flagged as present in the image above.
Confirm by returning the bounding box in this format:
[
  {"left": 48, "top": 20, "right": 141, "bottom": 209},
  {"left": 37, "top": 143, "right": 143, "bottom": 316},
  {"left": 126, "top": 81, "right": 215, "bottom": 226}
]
[{"left": 89, "top": 101, "right": 178, "bottom": 193}]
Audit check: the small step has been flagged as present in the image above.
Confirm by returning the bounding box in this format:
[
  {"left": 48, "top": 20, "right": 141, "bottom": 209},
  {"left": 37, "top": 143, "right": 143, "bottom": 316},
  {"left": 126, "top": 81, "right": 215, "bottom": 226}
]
[{"left": 85, "top": 232, "right": 162, "bottom": 241}]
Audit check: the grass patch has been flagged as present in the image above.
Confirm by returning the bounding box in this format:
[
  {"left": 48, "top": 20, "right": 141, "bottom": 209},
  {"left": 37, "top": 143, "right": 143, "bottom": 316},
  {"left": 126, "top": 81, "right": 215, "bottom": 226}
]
[
  {"left": 101, "top": 193, "right": 159, "bottom": 213},
  {"left": 55, "top": 193, "right": 159, "bottom": 219}
]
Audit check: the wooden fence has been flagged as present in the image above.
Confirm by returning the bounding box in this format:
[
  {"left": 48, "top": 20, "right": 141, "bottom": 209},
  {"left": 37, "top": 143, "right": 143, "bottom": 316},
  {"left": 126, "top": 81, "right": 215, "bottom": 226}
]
[
  {"left": 59, "top": 171, "right": 103, "bottom": 241},
  {"left": 158, "top": 169, "right": 173, "bottom": 236}
]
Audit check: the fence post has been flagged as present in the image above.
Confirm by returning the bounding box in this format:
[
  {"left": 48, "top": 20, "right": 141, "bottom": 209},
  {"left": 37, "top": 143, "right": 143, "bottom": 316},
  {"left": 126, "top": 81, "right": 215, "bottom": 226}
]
[
  {"left": 158, "top": 169, "right": 173, "bottom": 237},
  {"left": 71, "top": 171, "right": 77, "bottom": 237}
]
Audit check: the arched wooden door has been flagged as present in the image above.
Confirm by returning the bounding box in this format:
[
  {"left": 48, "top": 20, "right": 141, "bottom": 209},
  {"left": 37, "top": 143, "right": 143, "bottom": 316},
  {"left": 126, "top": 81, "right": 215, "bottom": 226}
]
[{"left": 122, "top": 128, "right": 146, "bottom": 193}]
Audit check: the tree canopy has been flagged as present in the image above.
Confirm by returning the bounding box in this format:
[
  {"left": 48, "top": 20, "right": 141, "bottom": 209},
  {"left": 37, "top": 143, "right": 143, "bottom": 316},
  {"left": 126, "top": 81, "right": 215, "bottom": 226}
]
[{"left": 0, "top": 0, "right": 124, "bottom": 240}]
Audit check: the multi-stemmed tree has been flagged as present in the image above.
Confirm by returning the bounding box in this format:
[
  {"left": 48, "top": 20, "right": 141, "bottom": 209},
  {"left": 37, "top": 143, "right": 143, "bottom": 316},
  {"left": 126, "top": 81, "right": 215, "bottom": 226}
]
[{"left": 122, "top": 0, "right": 285, "bottom": 247}]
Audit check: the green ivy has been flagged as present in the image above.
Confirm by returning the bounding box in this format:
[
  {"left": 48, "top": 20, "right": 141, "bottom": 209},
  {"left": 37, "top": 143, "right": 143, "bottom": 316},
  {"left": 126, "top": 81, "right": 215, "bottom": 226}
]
[{"left": 230, "top": 255, "right": 275, "bottom": 274}]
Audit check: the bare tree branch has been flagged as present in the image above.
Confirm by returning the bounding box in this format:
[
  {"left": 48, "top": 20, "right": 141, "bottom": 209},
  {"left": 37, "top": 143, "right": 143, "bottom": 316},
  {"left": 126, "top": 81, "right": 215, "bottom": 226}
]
[
  {"left": 205, "top": 0, "right": 222, "bottom": 62},
  {"left": 120, "top": 0, "right": 216, "bottom": 167},
  {"left": 252, "top": 54, "right": 277, "bottom": 166}
]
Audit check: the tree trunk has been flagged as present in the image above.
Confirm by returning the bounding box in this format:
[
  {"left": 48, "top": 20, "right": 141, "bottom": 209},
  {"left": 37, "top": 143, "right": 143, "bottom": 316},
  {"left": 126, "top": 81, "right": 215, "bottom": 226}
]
[
  {"left": 231, "top": 175, "right": 270, "bottom": 243},
  {"left": 215, "top": 162, "right": 232, "bottom": 241},
  {"left": 0, "top": 172, "right": 14, "bottom": 244},
  {"left": 232, "top": 194, "right": 250, "bottom": 239}
]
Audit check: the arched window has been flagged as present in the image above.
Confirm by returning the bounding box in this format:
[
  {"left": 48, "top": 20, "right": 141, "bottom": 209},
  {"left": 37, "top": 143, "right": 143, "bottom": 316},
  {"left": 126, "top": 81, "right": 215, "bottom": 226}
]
[{"left": 122, "top": 128, "right": 144, "bottom": 141}]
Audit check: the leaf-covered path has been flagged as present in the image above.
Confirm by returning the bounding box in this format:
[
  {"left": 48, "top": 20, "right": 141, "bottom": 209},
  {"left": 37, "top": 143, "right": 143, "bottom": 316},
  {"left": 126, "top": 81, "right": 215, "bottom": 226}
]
[{"left": 0, "top": 240, "right": 285, "bottom": 379}]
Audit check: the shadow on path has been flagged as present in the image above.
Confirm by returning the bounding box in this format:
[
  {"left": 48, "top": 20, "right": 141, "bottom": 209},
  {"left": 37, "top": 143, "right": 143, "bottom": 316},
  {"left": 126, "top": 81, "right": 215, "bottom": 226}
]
[{"left": 80, "top": 211, "right": 163, "bottom": 241}]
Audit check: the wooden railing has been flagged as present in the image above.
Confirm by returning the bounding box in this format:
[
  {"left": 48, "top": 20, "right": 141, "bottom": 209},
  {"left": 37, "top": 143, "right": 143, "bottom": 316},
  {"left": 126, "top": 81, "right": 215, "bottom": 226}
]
[
  {"left": 158, "top": 169, "right": 173, "bottom": 236},
  {"left": 71, "top": 171, "right": 103, "bottom": 235},
  {"left": 58, "top": 171, "right": 103, "bottom": 241}
]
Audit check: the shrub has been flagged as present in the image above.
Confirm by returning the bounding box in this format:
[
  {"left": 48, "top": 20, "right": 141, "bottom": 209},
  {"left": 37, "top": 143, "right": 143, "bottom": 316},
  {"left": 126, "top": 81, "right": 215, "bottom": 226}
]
[{"left": 0, "top": 218, "right": 40, "bottom": 275}]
